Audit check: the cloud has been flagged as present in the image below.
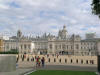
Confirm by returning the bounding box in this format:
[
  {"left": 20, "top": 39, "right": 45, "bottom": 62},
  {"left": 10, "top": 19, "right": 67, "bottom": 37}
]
[
  {"left": 0, "top": 0, "right": 100, "bottom": 38},
  {"left": 0, "top": 4, "right": 9, "bottom": 9}
]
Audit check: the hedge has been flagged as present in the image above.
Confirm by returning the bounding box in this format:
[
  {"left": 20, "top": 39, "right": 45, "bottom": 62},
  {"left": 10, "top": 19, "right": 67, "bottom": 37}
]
[{"left": 0, "top": 51, "right": 19, "bottom": 54}]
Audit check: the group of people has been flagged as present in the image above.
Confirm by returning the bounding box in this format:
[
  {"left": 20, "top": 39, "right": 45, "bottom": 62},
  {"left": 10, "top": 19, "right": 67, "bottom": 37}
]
[
  {"left": 16, "top": 54, "right": 45, "bottom": 68},
  {"left": 35, "top": 56, "right": 45, "bottom": 67}
]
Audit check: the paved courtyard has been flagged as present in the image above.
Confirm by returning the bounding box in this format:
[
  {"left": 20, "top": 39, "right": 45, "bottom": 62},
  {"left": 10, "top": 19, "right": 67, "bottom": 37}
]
[
  {"left": 38, "top": 65, "right": 97, "bottom": 72},
  {"left": 0, "top": 68, "right": 34, "bottom": 75},
  {"left": 0, "top": 61, "right": 98, "bottom": 75}
]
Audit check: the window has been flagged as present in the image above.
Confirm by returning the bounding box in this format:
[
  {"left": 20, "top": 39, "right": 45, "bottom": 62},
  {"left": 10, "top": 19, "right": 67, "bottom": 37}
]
[
  {"left": 62, "top": 44, "right": 66, "bottom": 50},
  {"left": 24, "top": 44, "right": 26, "bottom": 49},
  {"left": 65, "top": 59, "right": 67, "bottom": 63},
  {"left": 81, "top": 47, "right": 82, "bottom": 50},
  {"left": 71, "top": 59, "right": 73, "bottom": 63},
  {"left": 55, "top": 45, "right": 57, "bottom": 50},
  {"left": 67, "top": 45, "right": 68, "bottom": 49},
  {"left": 28, "top": 45, "right": 30, "bottom": 49},
  {"left": 54, "top": 58, "right": 56, "bottom": 62},
  {"left": 59, "top": 45, "right": 61, "bottom": 49},
  {"left": 21, "top": 45, "right": 23, "bottom": 49},
  {"left": 71, "top": 45, "right": 73, "bottom": 50},
  {"left": 90, "top": 60, "right": 94, "bottom": 64},
  {"left": 59, "top": 59, "right": 61, "bottom": 63},
  {"left": 92, "top": 60, "right": 94, "bottom": 64},
  {"left": 75, "top": 44, "right": 79, "bottom": 49},
  {"left": 7, "top": 45, "right": 9, "bottom": 49},
  {"left": 49, "top": 44, "right": 52, "bottom": 49},
  {"left": 81, "top": 60, "right": 83, "bottom": 64},
  {"left": 86, "top": 60, "right": 88, "bottom": 64},
  {"left": 48, "top": 58, "right": 50, "bottom": 62},
  {"left": 76, "top": 59, "right": 78, "bottom": 63}
]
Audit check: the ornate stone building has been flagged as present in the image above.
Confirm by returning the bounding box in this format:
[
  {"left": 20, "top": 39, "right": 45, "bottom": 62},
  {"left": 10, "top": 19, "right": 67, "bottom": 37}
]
[
  {"left": 3, "top": 25, "right": 100, "bottom": 55},
  {"left": 4, "top": 30, "right": 35, "bottom": 53}
]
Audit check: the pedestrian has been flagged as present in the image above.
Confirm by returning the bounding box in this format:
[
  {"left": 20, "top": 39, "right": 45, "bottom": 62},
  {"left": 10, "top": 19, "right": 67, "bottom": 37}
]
[
  {"left": 22, "top": 54, "right": 24, "bottom": 61},
  {"left": 38, "top": 56, "right": 41, "bottom": 67},
  {"left": 33, "top": 57, "right": 34, "bottom": 61},
  {"left": 31, "top": 58, "right": 33, "bottom": 61},
  {"left": 21, "top": 55, "right": 23, "bottom": 59},
  {"left": 27, "top": 57, "right": 29, "bottom": 61},
  {"left": 35, "top": 56, "right": 36, "bottom": 59},
  {"left": 36, "top": 56, "right": 39, "bottom": 67},
  {"left": 31, "top": 57, "right": 34, "bottom": 61},
  {"left": 24, "top": 54, "right": 26, "bottom": 59},
  {"left": 41, "top": 57, "right": 45, "bottom": 67},
  {"left": 16, "top": 55, "right": 19, "bottom": 63},
  {"left": 57, "top": 54, "right": 59, "bottom": 58},
  {"left": 47, "top": 54, "right": 49, "bottom": 58}
]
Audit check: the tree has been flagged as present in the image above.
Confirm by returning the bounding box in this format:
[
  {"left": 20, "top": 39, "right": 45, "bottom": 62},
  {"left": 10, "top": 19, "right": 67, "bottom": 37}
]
[{"left": 92, "top": 0, "right": 100, "bottom": 18}]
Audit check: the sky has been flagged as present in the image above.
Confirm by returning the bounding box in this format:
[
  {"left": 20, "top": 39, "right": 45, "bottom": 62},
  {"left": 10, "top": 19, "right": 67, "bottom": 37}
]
[{"left": 0, "top": 0, "right": 100, "bottom": 38}]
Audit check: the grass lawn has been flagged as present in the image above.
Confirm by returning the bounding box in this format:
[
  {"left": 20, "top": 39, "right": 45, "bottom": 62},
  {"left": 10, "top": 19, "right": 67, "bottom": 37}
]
[{"left": 29, "top": 70, "right": 97, "bottom": 75}]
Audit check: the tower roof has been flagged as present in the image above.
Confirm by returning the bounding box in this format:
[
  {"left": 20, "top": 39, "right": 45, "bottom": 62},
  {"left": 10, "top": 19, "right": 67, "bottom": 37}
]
[
  {"left": 17, "top": 29, "right": 22, "bottom": 38},
  {"left": 63, "top": 24, "right": 66, "bottom": 29},
  {"left": 62, "top": 24, "right": 67, "bottom": 32}
]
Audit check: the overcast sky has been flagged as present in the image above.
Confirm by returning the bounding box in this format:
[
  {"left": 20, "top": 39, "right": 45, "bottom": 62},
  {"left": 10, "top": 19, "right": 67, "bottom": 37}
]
[{"left": 0, "top": 0, "right": 100, "bottom": 38}]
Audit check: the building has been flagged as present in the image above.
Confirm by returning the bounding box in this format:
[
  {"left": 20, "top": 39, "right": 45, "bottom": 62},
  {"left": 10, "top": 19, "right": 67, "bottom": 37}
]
[
  {"left": 0, "top": 38, "right": 4, "bottom": 52},
  {"left": 4, "top": 30, "right": 35, "bottom": 53},
  {"left": 86, "top": 33, "right": 96, "bottom": 39},
  {"left": 3, "top": 25, "right": 100, "bottom": 55}
]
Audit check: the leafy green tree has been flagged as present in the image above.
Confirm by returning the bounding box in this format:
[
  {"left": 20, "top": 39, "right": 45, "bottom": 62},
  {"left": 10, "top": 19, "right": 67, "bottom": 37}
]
[{"left": 92, "top": 0, "right": 100, "bottom": 18}]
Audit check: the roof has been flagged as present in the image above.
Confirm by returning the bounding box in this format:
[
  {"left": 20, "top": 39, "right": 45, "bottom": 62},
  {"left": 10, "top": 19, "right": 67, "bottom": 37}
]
[{"left": 81, "top": 38, "right": 100, "bottom": 42}]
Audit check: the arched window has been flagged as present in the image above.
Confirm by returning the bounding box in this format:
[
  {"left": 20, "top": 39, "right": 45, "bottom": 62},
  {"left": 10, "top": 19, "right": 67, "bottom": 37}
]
[
  {"left": 76, "top": 59, "right": 78, "bottom": 63},
  {"left": 59, "top": 59, "right": 61, "bottom": 63},
  {"left": 65, "top": 59, "right": 67, "bottom": 63},
  {"left": 90, "top": 60, "right": 94, "bottom": 64},
  {"left": 54, "top": 58, "right": 56, "bottom": 62},
  {"left": 81, "top": 60, "right": 83, "bottom": 64},
  {"left": 71, "top": 59, "right": 73, "bottom": 63},
  {"left": 86, "top": 60, "right": 88, "bottom": 64},
  {"left": 92, "top": 60, "right": 94, "bottom": 64},
  {"left": 48, "top": 58, "right": 50, "bottom": 62}
]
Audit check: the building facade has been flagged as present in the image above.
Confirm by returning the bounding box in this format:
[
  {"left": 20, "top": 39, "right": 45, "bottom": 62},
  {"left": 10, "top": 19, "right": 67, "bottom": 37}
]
[
  {"left": 3, "top": 25, "right": 100, "bottom": 55},
  {"left": 0, "top": 38, "right": 4, "bottom": 52},
  {"left": 4, "top": 30, "right": 35, "bottom": 53}
]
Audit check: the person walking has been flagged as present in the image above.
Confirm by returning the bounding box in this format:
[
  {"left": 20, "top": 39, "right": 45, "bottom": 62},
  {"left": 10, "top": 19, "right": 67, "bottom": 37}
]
[
  {"left": 16, "top": 54, "right": 19, "bottom": 63},
  {"left": 22, "top": 54, "right": 24, "bottom": 61},
  {"left": 36, "top": 56, "right": 39, "bottom": 67},
  {"left": 38, "top": 56, "right": 41, "bottom": 67},
  {"left": 41, "top": 57, "right": 45, "bottom": 67},
  {"left": 27, "top": 57, "right": 29, "bottom": 61}
]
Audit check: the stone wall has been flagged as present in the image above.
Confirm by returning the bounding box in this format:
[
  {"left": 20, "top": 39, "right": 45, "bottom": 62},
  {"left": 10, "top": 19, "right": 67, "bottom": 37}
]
[
  {"left": 18, "top": 54, "right": 97, "bottom": 67},
  {"left": 0, "top": 54, "right": 16, "bottom": 72},
  {"left": 40, "top": 55, "right": 97, "bottom": 67}
]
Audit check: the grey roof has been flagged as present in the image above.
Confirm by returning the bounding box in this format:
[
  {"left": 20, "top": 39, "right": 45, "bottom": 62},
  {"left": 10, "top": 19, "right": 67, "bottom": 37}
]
[
  {"left": 81, "top": 38, "right": 100, "bottom": 42},
  {"left": 4, "top": 40, "right": 17, "bottom": 42}
]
